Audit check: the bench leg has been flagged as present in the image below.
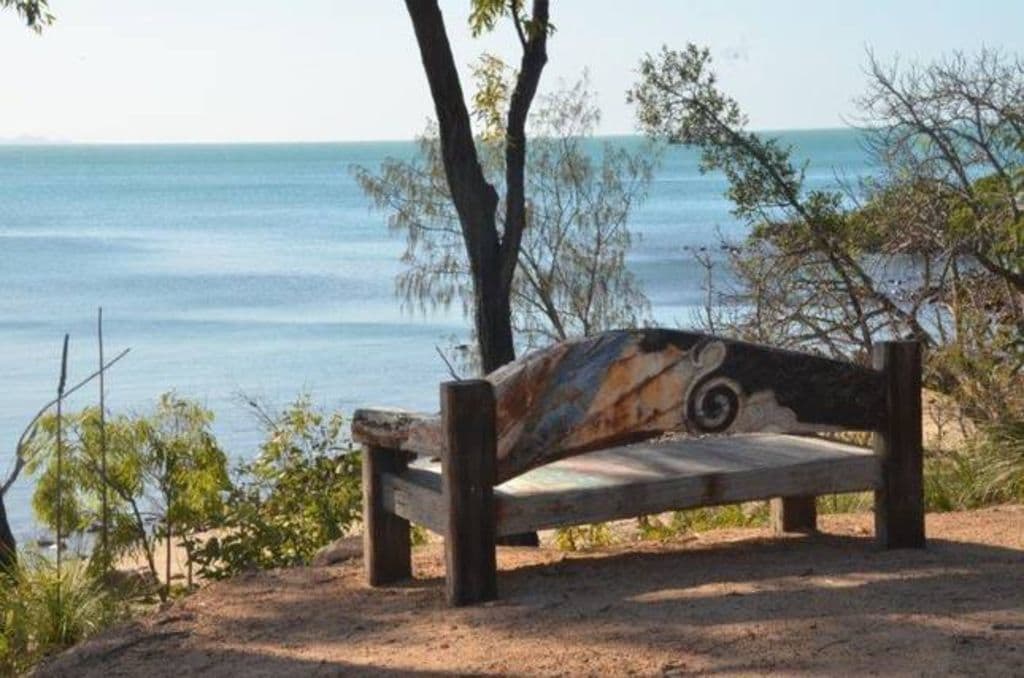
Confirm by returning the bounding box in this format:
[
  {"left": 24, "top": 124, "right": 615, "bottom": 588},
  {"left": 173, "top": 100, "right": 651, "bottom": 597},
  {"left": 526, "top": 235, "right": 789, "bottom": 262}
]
[
  {"left": 771, "top": 496, "right": 817, "bottom": 534},
  {"left": 363, "top": 446, "right": 411, "bottom": 586},
  {"left": 442, "top": 380, "right": 498, "bottom": 606},
  {"left": 873, "top": 341, "right": 926, "bottom": 549}
]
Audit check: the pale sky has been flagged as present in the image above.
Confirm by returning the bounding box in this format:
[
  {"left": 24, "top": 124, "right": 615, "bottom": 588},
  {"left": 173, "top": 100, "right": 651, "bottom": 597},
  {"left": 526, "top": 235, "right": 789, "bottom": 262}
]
[{"left": 1, "top": 0, "right": 1022, "bottom": 143}]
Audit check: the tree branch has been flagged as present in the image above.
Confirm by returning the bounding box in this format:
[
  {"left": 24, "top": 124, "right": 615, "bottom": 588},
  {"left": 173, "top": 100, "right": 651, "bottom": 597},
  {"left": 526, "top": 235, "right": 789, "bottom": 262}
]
[
  {"left": 403, "top": 0, "right": 499, "bottom": 272},
  {"left": 2, "top": 347, "right": 131, "bottom": 496},
  {"left": 499, "top": 0, "right": 549, "bottom": 292}
]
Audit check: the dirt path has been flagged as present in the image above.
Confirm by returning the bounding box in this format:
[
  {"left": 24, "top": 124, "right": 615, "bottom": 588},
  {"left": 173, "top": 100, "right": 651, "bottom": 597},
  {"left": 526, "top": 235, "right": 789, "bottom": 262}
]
[{"left": 38, "top": 507, "right": 1024, "bottom": 676}]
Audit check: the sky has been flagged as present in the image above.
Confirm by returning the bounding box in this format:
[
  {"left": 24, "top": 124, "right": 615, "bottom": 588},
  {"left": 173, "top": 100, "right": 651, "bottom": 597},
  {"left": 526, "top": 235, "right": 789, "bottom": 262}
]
[{"left": 1, "top": 0, "right": 1022, "bottom": 144}]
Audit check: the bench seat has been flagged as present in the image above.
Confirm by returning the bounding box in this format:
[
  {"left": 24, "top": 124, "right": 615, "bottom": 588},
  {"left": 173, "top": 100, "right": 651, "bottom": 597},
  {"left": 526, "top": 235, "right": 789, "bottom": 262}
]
[{"left": 379, "top": 433, "right": 879, "bottom": 538}]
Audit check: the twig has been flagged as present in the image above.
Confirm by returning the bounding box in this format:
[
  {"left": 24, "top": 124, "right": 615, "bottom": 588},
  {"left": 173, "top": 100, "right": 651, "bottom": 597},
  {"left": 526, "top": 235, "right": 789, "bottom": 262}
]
[
  {"left": 2, "top": 346, "right": 131, "bottom": 496},
  {"left": 56, "top": 334, "right": 69, "bottom": 603},
  {"left": 98, "top": 308, "right": 109, "bottom": 571},
  {"left": 435, "top": 346, "right": 463, "bottom": 381},
  {"left": 814, "top": 636, "right": 852, "bottom": 654},
  {"left": 91, "top": 630, "right": 191, "bottom": 662},
  {"left": 79, "top": 454, "right": 161, "bottom": 593}
]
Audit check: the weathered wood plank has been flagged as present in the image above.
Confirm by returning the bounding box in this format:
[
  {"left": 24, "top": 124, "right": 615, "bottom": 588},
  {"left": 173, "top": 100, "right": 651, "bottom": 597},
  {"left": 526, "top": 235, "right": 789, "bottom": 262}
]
[
  {"left": 497, "top": 434, "right": 876, "bottom": 492},
  {"left": 496, "top": 450, "right": 879, "bottom": 536},
  {"left": 441, "top": 380, "right": 498, "bottom": 606},
  {"left": 351, "top": 329, "right": 886, "bottom": 482},
  {"left": 352, "top": 408, "right": 441, "bottom": 455},
  {"left": 362, "top": 446, "right": 411, "bottom": 586},
  {"left": 873, "top": 341, "right": 925, "bottom": 549},
  {"left": 380, "top": 469, "right": 446, "bottom": 536},
  {"left": 771, "top": 496, "right": 818, "bottom": 534},
  {"left": 383, "top": 434, "right": 879, "bottom": 537},
  {"left": 490, "top": 330, "right": 885, "bottom": 480}
]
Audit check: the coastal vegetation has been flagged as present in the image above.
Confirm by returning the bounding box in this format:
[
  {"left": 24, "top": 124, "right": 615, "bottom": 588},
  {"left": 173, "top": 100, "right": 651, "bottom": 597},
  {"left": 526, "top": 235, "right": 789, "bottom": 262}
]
[
  {"left": 26, "top": 394, "right": 229, "bottom": 601},
  {"left": 1, "top": 389, "right": 361, "bottom": 671},
  {"left": 0, "top": 553, "right": 125, "bottom": 675}
]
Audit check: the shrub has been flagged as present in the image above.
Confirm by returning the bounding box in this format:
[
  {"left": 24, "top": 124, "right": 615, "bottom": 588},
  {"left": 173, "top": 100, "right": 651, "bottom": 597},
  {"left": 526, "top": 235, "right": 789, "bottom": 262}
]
[
  {"left": 639, "top": 504, "right": 770, "bottom": 542},
  {"left": 978, "top": 422, "right": 1024, "bottom": 503},
  {"left": 816, "top": 492, "right": 872, "bottom": 515},
  {"left": 26, "top": 394, "right": 229, "bottom": 601},
  {"left": 193, "top": 396, "right": 360, "bottom": 578},
  {"left": 554, "top": 523, "right": 614, "bottom": 551}
]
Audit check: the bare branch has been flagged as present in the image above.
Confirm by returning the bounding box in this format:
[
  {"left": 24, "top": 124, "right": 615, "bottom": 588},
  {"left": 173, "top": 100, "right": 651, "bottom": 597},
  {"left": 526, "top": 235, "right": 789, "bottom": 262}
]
[{"left": 2, "top": 347, "right": 131, "bottom": 496}]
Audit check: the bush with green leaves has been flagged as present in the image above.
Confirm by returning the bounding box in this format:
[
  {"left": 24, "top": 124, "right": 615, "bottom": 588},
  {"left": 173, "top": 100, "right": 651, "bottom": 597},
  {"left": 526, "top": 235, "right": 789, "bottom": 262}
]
[
  {"left": 192, "top": 396, "right": 360, "bottom": 579},
  {"left": 636, "top": 504, "right": 769, "bottom": 543},
  {"left": 27, "top": 407, "right": 146, "bottom": 567},
  {"left": 554, "top": 523, "right": 614, "bottom": 551},
  {"left": 27, "top": 393, "right": 229, "bottom": 601}
]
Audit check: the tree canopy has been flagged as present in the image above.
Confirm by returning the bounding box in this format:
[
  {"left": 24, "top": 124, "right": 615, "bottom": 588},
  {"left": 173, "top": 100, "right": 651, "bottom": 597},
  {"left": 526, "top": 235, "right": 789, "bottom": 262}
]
[
  {"left": 357, "top": 68, "right": 654, "bottom": 355},
  {"left": 1, "top": 0, "right": 53, "bottom": 31},
  {"left": 631, "top": 45, "right": 1023, "bottom": 423}
]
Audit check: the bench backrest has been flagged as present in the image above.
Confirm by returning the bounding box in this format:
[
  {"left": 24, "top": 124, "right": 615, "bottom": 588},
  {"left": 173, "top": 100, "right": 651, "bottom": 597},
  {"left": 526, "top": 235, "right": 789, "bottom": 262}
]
[{"left": 480, "top": 329, "right": 888, "bottom": 481}]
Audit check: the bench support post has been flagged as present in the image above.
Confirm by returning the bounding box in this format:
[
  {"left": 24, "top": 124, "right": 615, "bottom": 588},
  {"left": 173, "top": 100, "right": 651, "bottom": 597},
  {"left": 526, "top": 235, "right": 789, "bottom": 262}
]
[
  {"left": 771, "top": 496, "right": 817, "bottom": 534},
  {"left": 873, "top": 341, "right": 925, "bottom": 549},
  {"left": 441, "top": 380, "right": 498, "bottom": 606},
  {"left": 362, "top": 446, "right": 411, "bottom": 585}
]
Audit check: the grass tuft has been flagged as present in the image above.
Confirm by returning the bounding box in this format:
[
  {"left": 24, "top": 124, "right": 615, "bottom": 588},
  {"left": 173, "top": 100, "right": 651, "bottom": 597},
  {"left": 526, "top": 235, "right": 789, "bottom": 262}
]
[{"left": 0, "top": 553, "right": 126, "bottom": 674}]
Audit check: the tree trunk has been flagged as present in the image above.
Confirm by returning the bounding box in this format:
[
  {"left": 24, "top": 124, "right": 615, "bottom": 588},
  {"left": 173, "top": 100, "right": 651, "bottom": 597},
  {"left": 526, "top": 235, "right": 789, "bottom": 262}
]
[
  {"left": 475, "top": 268, "right": 516, "bottom": 374},
  {"left": 405, "top": 0, "right": 547, "bottom": 542},
  {"left": 404, "top": 0, "right": 515, "bottom": 376},
  {"left": 0, "top": 494, "right": 16, "bottom": 571},
  {"left": 165, "top": 523, "right": 172, "bottom": 599}
]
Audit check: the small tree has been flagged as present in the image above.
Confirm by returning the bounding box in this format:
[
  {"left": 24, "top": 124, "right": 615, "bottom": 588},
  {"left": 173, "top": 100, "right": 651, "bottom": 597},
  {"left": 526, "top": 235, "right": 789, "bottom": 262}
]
[
  {"left": 28, "top": 409, "right": 143, "bottom": 571},
  {"left": 28, "top": 394, "right": 228, "bottom": 601},
  {"left": 357, "top": 69, "right": 655, "bottom": 354},
  {"left": 140, "top": 394, "right": 229, "bottom": 596},
  {"left": 1, "top": 346, "right": 129, "bottom": 572},
  {"left": 630, "top": 45, "right": 935, "bottom": 360},
  {"left": 630, "top": 45, "right": 1022, "bottom": 432}
]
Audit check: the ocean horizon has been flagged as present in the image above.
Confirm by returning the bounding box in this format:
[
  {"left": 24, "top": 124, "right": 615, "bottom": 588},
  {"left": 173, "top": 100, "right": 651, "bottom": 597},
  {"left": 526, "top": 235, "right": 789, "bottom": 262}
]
[
  {"left": 0, "top": 129, "right": 876, "bottom": 542},
  {"left": 0, "top": 126, "right": 851, "bottom": 147}
]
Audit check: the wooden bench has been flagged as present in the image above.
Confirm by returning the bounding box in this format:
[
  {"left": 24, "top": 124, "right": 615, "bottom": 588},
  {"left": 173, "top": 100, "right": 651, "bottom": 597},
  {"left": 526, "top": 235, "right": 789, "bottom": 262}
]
[{"left": 352, "top": 329, "right": 924, "bottom": 606}]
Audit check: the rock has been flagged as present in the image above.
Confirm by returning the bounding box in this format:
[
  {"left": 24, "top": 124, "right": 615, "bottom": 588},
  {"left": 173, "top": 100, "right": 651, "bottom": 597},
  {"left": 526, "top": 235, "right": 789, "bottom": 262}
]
[
  {"left": 312, "top": 536, "right": 361, "bottom": 567},
  {"left": 104, "top": 567, "right": 159, "bottom": 595}
]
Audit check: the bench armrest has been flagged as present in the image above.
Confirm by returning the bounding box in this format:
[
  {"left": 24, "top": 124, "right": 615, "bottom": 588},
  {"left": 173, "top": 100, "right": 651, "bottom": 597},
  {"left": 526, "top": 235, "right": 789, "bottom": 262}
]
[{"left": 352, "top": 407, "right": 443, "bottom": 455}]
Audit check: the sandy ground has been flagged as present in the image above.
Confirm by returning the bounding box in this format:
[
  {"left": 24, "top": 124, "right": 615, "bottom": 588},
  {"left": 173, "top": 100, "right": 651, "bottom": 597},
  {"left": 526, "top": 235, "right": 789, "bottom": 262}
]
[{"left": 37, "top": 506, "right": 1024, "bottom": 677}]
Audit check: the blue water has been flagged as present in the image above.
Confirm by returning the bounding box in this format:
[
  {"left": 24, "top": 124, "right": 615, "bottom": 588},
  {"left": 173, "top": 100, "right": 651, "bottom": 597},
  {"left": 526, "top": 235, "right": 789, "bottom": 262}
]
[{"left": 0, "top": 130, "right": 873, "bottom": 541}]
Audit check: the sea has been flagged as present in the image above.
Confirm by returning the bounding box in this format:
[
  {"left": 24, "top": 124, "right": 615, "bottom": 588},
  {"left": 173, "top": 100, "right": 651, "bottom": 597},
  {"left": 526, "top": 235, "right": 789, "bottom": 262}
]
[{"left": 0, "top": 129, "right": 874, "bottom": 542}]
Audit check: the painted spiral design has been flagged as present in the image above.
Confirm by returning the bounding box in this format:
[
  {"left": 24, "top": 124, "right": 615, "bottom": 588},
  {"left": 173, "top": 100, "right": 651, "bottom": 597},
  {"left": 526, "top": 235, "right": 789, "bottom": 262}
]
[{"left": 687, "top": 376, "right": 742, "bottom": 433}]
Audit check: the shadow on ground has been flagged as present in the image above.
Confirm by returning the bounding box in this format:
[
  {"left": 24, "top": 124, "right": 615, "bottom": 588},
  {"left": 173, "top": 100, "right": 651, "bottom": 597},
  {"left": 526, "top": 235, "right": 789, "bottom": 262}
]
[{"left": 37, "top": 509, "right": 1024, "bottom": 676}]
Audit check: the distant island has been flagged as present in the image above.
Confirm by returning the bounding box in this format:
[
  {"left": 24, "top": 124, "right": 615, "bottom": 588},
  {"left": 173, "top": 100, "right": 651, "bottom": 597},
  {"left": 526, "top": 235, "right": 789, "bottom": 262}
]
[{"left": 0, "top": 135, "right": 72, "bottom": 145}]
